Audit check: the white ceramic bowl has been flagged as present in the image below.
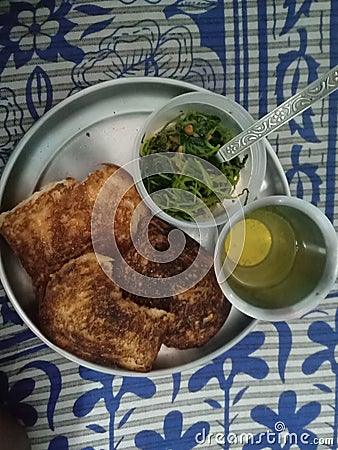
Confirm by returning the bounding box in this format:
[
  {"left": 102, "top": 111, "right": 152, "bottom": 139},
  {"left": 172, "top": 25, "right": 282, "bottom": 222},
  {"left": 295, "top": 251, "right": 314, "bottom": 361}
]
[
  {"left": 214, "top": 195, "right": 338, "bottom": 321},
  {"left": 132, "top": 92, "right": 267, "bottom": 229}
]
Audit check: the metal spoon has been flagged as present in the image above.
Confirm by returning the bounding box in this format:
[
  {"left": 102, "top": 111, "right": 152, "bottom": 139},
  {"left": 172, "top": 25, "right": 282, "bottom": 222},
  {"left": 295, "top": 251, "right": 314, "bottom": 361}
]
[{"left": 217, "top": 65, "right": 338, "bottom": 162}]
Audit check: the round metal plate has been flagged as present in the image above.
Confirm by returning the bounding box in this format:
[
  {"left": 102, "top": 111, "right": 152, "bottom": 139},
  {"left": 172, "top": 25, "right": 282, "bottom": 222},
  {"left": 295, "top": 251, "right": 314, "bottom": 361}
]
[{"left": 0, "top": 77, "right": 290, "bottom": 377}]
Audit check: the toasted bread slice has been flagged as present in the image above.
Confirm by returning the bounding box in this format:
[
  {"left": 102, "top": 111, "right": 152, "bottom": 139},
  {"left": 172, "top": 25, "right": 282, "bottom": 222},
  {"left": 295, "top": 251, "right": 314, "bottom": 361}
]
[
  {"left": 40, "top": 253, "right": 172, "bottom": 372},
  {"left": 90, "top": 165, "right": 150, "bottom": 258},
  {"left": 0, "top": 164, "right": 148, "bottom": 298},
  {"left": 119, "top": 217, "right": 230, "bottom": 348},
  {"left": 165, "top": 268, "right": 230, "bottom": 348},
  {"left": 0, "top": 178, "right": 78, "bottom": 296}
]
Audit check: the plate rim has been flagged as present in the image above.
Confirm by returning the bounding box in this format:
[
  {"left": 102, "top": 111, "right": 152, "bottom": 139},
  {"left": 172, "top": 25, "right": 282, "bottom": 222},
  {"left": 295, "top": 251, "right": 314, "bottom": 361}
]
[{"left": 0, "top": 77, "right": 205, "bottom": 196}]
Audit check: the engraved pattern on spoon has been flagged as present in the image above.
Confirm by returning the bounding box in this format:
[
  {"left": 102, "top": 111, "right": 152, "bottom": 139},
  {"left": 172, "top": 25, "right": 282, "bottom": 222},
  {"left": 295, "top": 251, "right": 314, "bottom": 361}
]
[{"left": 218, "top": 66, "right": 338, "bottom": 161}]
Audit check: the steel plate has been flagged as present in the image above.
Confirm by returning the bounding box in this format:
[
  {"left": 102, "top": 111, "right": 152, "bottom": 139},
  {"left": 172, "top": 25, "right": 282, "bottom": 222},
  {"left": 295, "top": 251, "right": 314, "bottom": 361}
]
[{"left": 0, "top": 77, "right": 290, "bottom": 377}]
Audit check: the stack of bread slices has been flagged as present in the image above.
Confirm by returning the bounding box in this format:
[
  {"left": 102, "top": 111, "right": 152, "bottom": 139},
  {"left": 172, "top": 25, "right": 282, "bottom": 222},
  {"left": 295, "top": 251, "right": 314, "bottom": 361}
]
[{"left": 0, "top": 164, "right": 230, "bottom": 372}]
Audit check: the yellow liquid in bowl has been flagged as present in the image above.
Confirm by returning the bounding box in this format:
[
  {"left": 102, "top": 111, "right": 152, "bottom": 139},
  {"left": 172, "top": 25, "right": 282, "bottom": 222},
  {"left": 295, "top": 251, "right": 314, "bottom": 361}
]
[
  {"left": 225, "top": 218, "right": 272, "bottom": 267},
  {"left": 222, "top": 205, "right": 327, "bottom": 309},
  {"left": 224, "top": 209, "right": 297, "bottom": 289}
]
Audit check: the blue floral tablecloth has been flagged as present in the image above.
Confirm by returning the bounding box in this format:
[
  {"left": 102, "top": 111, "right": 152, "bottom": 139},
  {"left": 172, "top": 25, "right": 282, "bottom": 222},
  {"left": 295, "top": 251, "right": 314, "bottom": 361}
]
[{"left": 1, "top": 1, "right": 338, "bottom": 449}]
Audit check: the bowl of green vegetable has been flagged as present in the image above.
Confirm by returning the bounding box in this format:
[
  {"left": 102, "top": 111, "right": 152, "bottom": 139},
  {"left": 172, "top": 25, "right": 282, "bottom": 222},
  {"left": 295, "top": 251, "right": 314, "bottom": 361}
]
[{"left": 133, "top": 91, "right": 267, "bottom": 229}]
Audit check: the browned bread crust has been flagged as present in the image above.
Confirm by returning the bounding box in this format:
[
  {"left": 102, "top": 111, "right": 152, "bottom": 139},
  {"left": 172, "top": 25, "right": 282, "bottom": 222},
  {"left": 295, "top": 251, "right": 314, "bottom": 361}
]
[
  {"left": 165, "top": 269, "right": 230, "bottom": 348},
  {"left": 1, "top": 164, "right": 229, "bottom": 370},
  {"left": 0, "top": 164, "right": 148, "bottom": 298},
  {"left": 0, "top": 178, "right": 78, "bottom": 297},
  {"left": 40, "top": 253, "right": 173, "bottom": 372},
  {"left": 90, "top": 165, "right": 150, "bottom": 258},
  {"left": 119, "top": 217, "right": 231, "bottom": 349}
]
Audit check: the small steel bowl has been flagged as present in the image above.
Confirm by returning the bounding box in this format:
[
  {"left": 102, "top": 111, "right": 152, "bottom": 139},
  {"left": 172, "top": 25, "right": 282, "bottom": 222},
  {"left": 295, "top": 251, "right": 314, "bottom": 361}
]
[
  {"left": 133, "top": 91, "right": 267, "bottom": 231},
  {"left": 214, "top": 195, "right": 338, "bottom": 321}
]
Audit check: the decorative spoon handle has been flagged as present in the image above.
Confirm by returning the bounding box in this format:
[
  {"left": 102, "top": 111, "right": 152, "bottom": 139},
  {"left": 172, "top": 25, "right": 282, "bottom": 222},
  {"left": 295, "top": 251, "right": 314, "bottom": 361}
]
[{"left": 218, "top": 65, "right": 338, "bottom": 162}]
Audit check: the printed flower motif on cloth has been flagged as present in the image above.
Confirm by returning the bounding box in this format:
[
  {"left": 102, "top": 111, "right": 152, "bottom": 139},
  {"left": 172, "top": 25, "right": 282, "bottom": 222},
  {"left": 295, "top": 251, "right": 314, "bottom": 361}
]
[
  {"left": 0, "top": 0, "right": 83, "bottom": 70},
  {"left": 0, "top": 371, "right": 38, "bottom": 426},
  {"left": 303, "top": 309, "right": 338, "bottom": 376},
  {"left": 71, "top": 18, "right": 224, "bottom": 93},
  {"left": 302, "top": 308, "right": 338, "bottom": 449},
  {"left": 0, "top": 0, "right": 337, "bottom": 449},
  {"left": 9, "top": 7, "right": 60, "bottom": 54},
  {"left": 0, "top": 87, "right": 24, "bottom": 166},
  {"left": 0, "top": 0, "right": 115, "bottom": 74},
  {"left": 243, "top": 390, "right": 321, "bottom": 450},
  {"left": 135, "top": 410, "right": 210, "bottom": 450},
  {"left": 73, "top": 367, "right": 156, "bottom": 449},
  {"left": 188, "top": 331, "right": 269, "bottom": 449},
  {"left": 285, "top": 144, "right": 322, "bottom": 205}
]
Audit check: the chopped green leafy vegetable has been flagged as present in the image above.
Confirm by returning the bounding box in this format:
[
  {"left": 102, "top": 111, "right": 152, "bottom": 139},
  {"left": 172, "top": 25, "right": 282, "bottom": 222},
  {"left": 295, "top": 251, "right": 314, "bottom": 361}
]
[{"left": 140, "top": 111, "right": 248, "bottom": 221}]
